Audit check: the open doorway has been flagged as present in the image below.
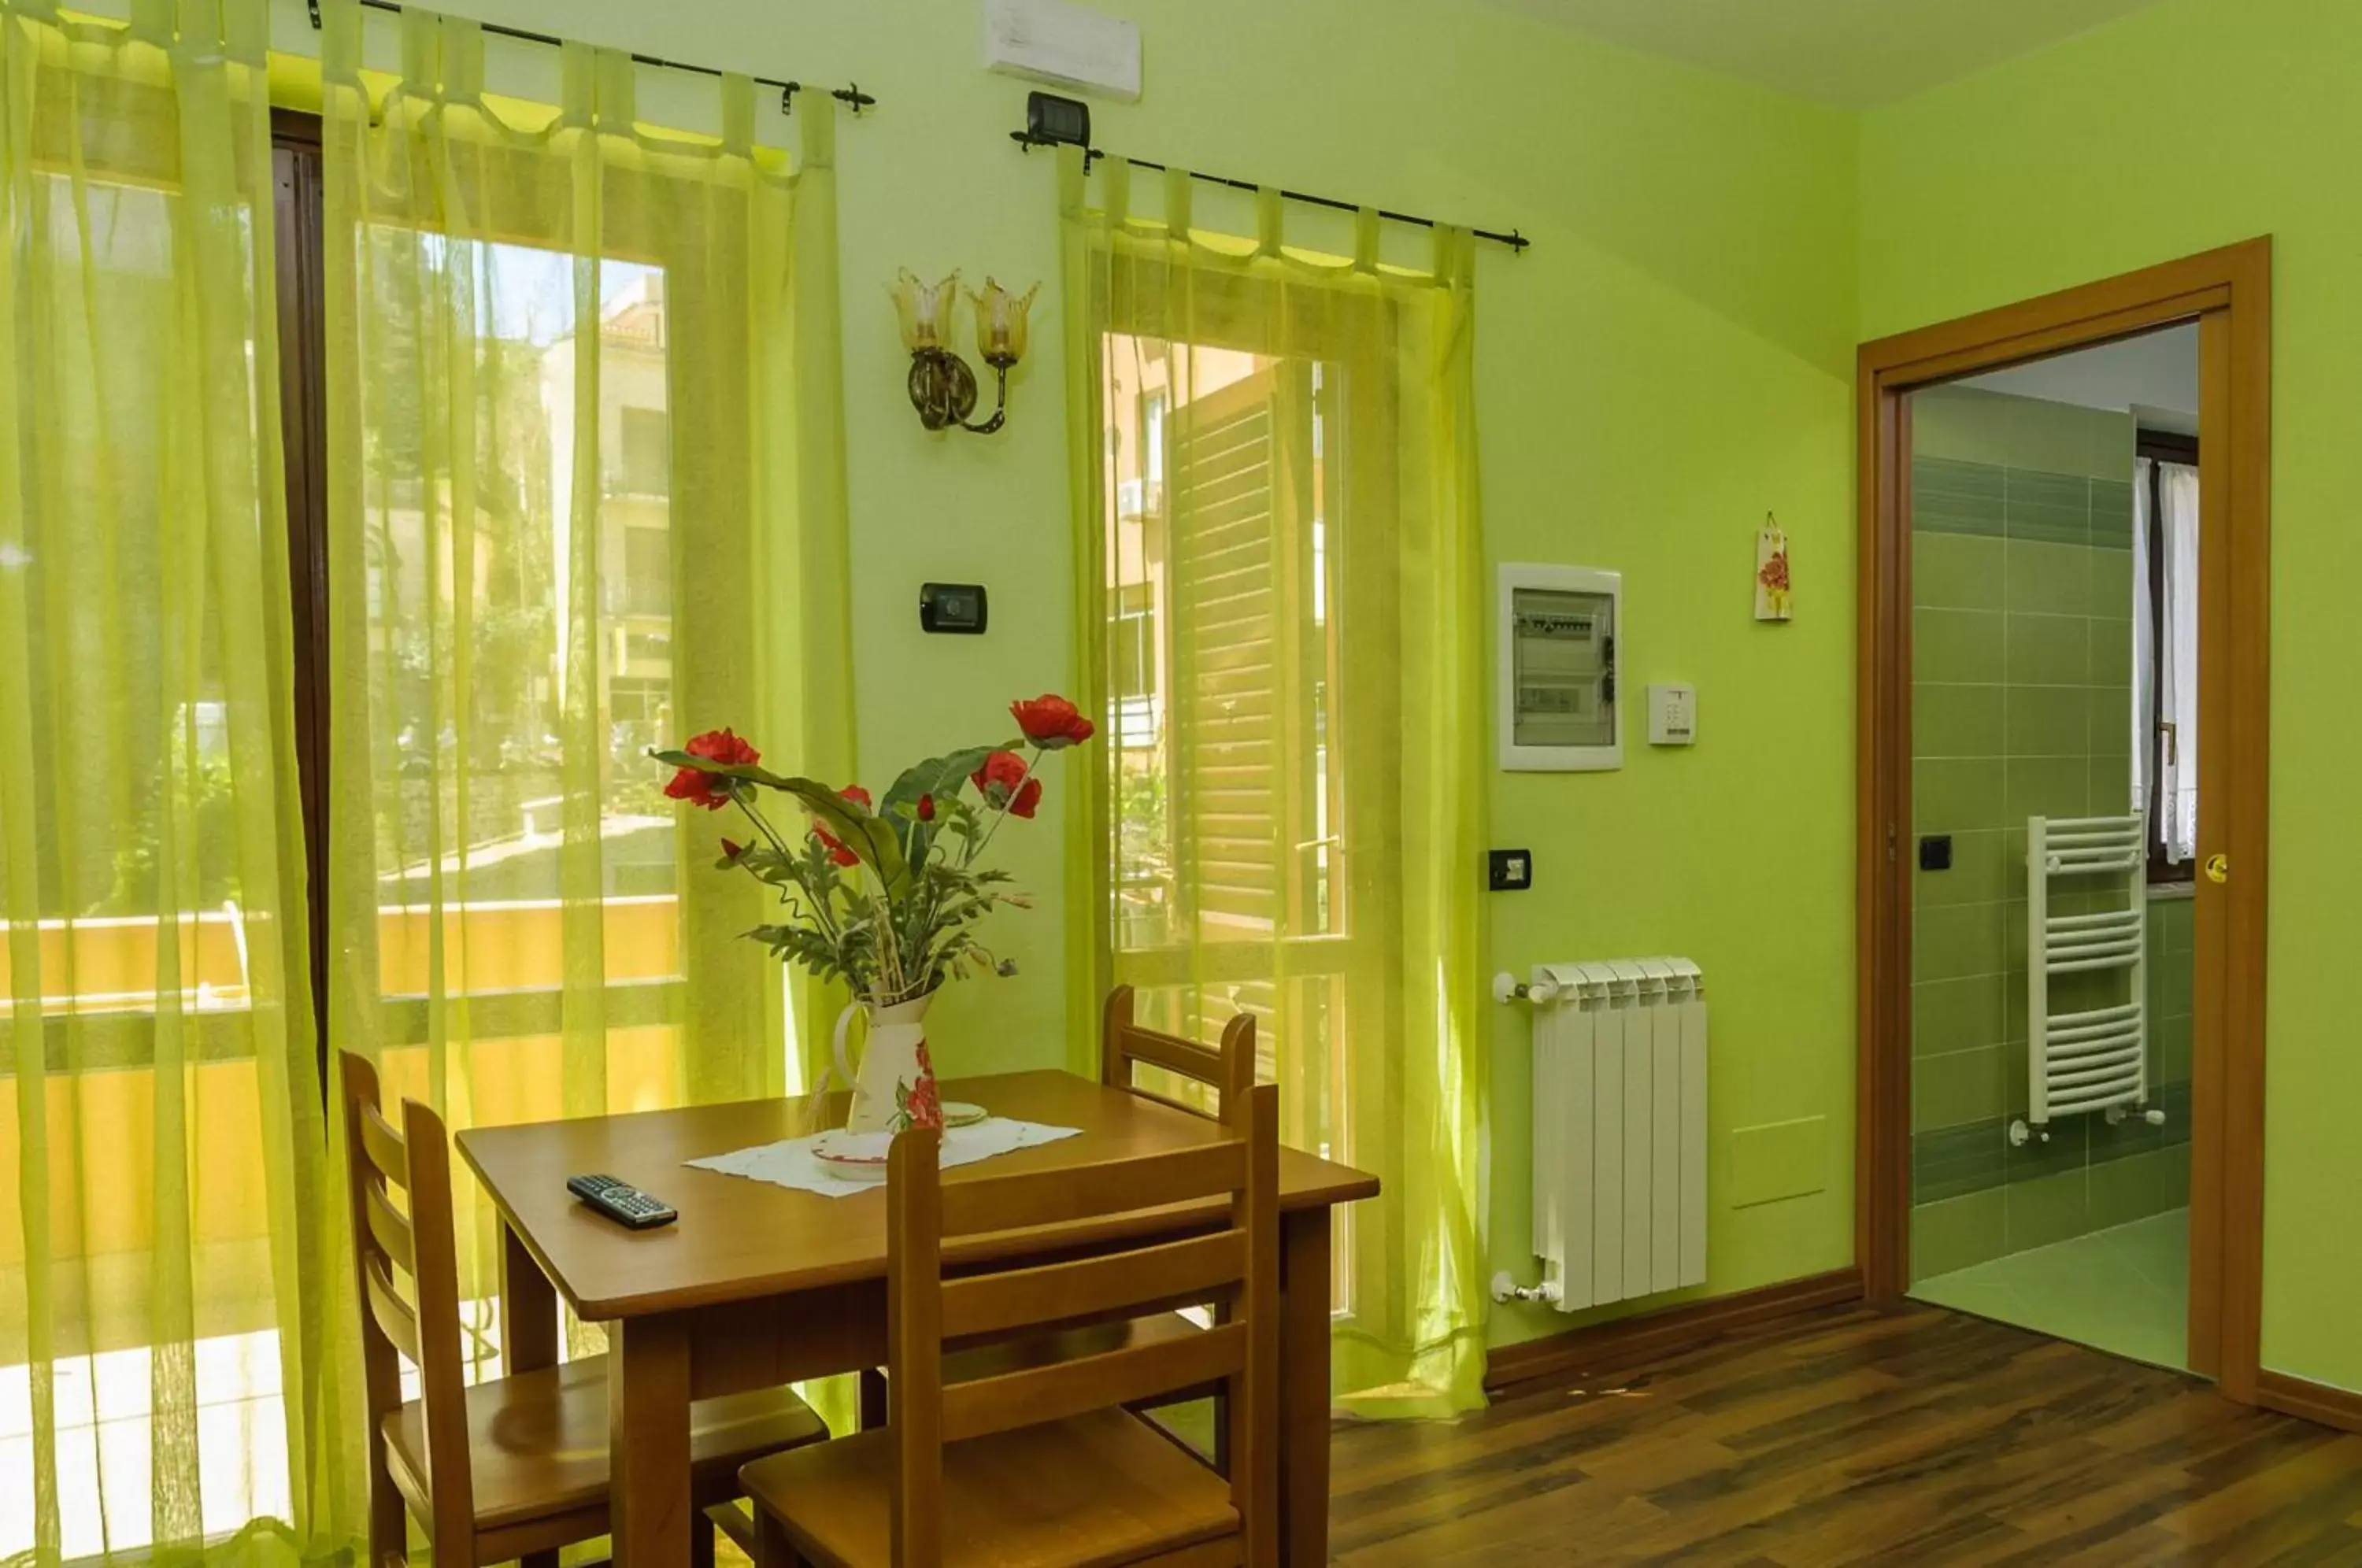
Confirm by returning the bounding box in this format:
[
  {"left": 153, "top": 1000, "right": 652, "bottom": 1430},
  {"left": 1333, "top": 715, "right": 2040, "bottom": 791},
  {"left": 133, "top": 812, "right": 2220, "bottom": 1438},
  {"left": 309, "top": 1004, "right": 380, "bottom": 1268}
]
[
  {"left": 1855, "top": 242, "right": 2271, "bottom": 1401},
  {"left": 1901, "top": 326, "right": 2199, "bottom": 1368}
]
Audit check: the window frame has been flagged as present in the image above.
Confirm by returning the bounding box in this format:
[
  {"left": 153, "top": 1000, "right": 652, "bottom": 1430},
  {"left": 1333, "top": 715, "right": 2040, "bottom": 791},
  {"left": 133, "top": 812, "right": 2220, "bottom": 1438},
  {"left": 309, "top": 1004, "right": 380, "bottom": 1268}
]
[
  {"left": 2136, "top": 427, "right": 2199, "bottom": 888},
  {"left": 272, "top": 109, "right": 335, "bottom": 1063}
]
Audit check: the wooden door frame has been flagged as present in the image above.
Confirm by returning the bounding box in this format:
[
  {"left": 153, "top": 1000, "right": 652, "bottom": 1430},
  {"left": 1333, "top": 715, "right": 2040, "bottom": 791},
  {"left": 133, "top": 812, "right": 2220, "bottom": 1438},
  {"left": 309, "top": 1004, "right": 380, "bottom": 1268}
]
[{"left": 1855, "top": 239, "right": 2271, "bottom": 1402}]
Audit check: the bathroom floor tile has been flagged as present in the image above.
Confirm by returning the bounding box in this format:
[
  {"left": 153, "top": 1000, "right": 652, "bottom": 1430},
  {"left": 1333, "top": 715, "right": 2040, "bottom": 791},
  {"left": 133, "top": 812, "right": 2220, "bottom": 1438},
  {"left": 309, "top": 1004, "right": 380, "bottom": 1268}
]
[{"left": 1910, "top": 1207, "right": 2188, "bottom": 1372}]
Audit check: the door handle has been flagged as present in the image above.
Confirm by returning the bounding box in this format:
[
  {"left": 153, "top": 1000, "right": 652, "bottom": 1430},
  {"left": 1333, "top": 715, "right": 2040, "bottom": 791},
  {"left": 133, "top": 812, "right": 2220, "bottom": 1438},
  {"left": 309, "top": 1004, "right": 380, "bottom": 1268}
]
[{"left": 2204, "top": 852, "right": 2229, "bottom": 885}]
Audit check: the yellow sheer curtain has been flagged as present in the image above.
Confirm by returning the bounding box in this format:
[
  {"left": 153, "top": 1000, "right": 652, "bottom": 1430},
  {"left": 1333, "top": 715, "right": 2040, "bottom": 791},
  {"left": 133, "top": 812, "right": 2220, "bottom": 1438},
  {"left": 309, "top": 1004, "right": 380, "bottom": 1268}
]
[
  {"left": 318, "top": 0, "right": 852, "bottom": 1359},
  {"left": 0, "top": 0, "right": 356, "bottom": 1561},
  {"left": 1061, "top": 152, "right": 1490, "bottom": 1416}
]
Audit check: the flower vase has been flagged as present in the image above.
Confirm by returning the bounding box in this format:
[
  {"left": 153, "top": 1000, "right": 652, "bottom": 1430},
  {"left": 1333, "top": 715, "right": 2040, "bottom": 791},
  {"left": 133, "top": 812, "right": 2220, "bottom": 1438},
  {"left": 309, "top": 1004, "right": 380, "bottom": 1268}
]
[{"left": 832, "top": 992, "right": 943, "bottom": 1136}]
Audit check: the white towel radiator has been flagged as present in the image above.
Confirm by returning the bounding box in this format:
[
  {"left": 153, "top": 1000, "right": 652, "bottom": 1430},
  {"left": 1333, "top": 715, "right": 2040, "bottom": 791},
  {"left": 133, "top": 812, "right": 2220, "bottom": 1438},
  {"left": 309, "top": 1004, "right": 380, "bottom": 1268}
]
[
  {"left": 1491, "top": 959, "right": 1708, "bottom": 1311},
  {"left": 2013, "top": 814, "right": 2164, "bottom": 1145}
]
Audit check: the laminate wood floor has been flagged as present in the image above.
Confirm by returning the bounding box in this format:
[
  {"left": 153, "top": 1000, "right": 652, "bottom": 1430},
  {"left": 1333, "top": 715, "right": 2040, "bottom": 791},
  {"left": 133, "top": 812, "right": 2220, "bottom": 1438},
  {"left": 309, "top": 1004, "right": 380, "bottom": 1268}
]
[{"left": 1328, "top": 1302, "right": 2362, "bottom": 1566}]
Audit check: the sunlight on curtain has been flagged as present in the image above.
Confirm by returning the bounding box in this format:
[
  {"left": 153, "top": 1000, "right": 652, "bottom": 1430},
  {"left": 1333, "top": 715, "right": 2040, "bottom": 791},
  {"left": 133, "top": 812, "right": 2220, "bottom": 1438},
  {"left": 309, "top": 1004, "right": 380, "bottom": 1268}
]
[
  {"left": 0, "top": 1, "right": 354, "bottom": 1561},
  {"left": 317, "top": 0, "right": 852, "bottom": 1376},
  {"left": 1060, "top": 151, "right": 1490, "bottom": 1417}
]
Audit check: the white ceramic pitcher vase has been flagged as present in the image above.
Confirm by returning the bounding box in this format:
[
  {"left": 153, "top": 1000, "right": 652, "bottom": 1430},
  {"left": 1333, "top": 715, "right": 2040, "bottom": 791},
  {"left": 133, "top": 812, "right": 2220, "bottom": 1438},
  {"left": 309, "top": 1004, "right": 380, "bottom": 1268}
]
[{"left": 832, "top": 992, "right": 943, "bottom": 1135}]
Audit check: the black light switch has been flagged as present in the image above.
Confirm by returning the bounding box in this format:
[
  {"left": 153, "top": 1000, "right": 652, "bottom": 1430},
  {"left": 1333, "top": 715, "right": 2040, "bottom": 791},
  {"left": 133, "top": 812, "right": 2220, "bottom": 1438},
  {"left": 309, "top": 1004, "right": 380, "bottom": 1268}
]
[
  {"left": 920, "top": 582, "right": 988, "bottom": 634},
  {"left": 1919, "top": 834, "right": 1953, "bottom": 872},
  {"left": 1488, "top": 849, "right": 1533, "bottom": 892}
]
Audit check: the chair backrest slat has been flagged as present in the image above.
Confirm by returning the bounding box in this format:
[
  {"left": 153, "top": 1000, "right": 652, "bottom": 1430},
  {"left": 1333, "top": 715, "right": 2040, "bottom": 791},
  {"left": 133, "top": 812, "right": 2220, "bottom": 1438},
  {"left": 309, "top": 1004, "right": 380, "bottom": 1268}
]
[
  {"left": 358, "top": 1100, "right": 409, "bottom": 1185},
  {"left": 1101, "top": 986, "right": 1255, "bottom": 1118},
  {"left": 339, "top": 1048, "right": 478, "bottom": 1567},
  {"left": 364, "top": 1182, "right": 416, "bottom": 1276},
  {"left": 939, "top": 1138, "right": 1246, "bottom": 1237},
  {"left": 364, "top": 1253, "right": 424, "bottom": 1364},
  {"left": 887, "top": 1081, "right": 1280, "bottom": 1566},
  {"left": 940, "top": 1229, "right": 1246, "bottom": 1343},
  {"left": 942, "top": 1320, "right": 1248, "bottom": 1444}
]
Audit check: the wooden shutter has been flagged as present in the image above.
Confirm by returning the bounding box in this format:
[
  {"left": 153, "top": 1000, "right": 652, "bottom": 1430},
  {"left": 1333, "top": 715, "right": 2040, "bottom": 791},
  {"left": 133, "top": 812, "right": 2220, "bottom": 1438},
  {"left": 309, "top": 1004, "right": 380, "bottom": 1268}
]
[{"left": 1172, "top": 368, "right": 1287, "bottom": 945}]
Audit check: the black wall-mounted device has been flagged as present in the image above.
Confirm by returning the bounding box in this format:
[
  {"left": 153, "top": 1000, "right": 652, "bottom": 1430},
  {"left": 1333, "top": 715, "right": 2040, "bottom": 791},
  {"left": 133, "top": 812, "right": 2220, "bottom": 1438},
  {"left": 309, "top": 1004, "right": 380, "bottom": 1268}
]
[
  {"left": 920, "top": 582, "right": 989, "bottom": 635},
  {"left": 1919, "top": 834, "right": 1953, "bottom": 872},
  {"left": 1024, "top": 91, "right": 1091, "bottom": 150},
  {"left": 1488, "top": 849, "right": 1534, "bottom": 892}
]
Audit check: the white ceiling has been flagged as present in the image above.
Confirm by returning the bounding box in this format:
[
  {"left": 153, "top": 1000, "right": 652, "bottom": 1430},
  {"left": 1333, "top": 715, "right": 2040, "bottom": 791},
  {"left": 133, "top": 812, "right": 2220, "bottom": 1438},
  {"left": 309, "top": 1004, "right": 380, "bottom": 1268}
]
[
  {"left": 1961, "top": 324, "right": 2199, "bottom": 433},
  {"left": 1487, "top": 0, "right": 2171, "bottom": 107}
]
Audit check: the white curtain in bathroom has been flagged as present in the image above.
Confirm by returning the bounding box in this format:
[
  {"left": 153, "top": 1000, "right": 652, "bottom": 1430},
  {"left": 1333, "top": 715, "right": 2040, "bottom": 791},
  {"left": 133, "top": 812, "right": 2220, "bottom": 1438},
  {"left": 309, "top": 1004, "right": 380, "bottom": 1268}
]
[{"left": 2134, "top": 457, "right": 2201, "bottom": 864}]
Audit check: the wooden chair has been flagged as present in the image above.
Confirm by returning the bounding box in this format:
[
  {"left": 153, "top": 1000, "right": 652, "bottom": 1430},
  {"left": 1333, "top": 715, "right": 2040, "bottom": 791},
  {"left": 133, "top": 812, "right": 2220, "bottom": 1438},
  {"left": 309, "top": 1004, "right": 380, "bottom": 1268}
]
[
  {"left": 740, "top": 1081, "right": 1280, "bottom": 1566},
  {"left": 857, "top": 986, "right": 1258, "bottom": 1448},
  {"left": 1101, "top": 985, "right": 1257, "bottom": 1119},
  {"left": 339, "top": 1049, "right": 829, "bottom": 1568}
]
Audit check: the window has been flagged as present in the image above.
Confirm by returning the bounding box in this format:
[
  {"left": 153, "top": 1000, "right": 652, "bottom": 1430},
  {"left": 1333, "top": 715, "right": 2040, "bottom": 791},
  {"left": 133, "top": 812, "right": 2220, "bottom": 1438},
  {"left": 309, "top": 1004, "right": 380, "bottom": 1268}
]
[
  {"left": 2134, "top": 431, "right": 2200, "bottom": 883},
  {"left": 1143, "top": 390, "right": 1167, "bottom": 484},
  {"left": 624, "top": 524, "right": 674, "bottom": 616},
  {"left": 1113, "top": 582, "right": 1159, "bottom": 749},
  {"left": 5, "top": 13, "right": 829, "bottom": 1549},
  {"left": 1101, "top": 327, "right": 1358, "bottom": 1306},
  {"left": 1083, "top": 217, "right": 1488, "bottom": 1411},
  {"left": 617, "top": 403, "right": 671, "bottom": 497}
]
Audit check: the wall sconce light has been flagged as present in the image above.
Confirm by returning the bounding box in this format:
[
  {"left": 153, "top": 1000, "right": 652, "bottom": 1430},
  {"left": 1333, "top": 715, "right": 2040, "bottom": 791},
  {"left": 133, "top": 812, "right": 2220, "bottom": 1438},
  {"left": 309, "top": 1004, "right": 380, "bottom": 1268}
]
[{"left": 893, "top": 269, "right": 1038, "bottom": 435}]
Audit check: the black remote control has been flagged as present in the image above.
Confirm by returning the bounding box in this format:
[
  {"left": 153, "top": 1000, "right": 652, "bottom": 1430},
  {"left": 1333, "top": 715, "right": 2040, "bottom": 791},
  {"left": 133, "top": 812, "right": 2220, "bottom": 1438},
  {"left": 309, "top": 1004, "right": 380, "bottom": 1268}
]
[{"left": 566, "top": 1173, "right": 678, "bottom": 1230}]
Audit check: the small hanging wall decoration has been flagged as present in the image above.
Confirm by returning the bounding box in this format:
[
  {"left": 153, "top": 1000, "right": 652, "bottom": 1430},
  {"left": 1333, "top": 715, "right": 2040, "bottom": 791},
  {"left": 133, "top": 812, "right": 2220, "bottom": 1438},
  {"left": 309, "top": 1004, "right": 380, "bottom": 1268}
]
[{"left": 1754, "top": 512, "right": 1793, "bottom": 622}]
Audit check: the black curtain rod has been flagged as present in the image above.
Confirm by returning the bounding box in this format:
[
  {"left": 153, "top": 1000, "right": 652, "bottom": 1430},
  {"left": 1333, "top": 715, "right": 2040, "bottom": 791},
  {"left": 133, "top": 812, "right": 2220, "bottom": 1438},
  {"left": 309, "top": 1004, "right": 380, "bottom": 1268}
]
[
  {"left": 306, "top": 0, "right": 876, "bottom": 116},
  {"left": 1013, "top": 134, "right": 1528, "bottom": 253}
]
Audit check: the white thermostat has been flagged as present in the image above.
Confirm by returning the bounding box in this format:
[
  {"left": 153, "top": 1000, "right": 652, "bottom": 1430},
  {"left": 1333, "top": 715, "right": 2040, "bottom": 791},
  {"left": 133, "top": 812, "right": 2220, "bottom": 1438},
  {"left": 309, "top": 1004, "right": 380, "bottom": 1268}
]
[
  {"left": 1498, "top": 564, "right": 1621, "bottom": 771},
  {"left": 1648, "top": 683, "right": 1697, "bottom": 745}
]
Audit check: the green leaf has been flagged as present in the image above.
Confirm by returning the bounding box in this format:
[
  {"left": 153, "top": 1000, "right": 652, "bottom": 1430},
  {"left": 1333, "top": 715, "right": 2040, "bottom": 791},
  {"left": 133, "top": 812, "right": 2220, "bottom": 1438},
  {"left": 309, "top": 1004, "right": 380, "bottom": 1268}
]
[
  {"left": 656, "top": 749, "right": 913, "bottom": 898},
  {"left": 881, "top": 741, "right": 1024, "bottom": 818},
  {"left": 879, "top": 741, "right": 1024, "bottom": 864}
]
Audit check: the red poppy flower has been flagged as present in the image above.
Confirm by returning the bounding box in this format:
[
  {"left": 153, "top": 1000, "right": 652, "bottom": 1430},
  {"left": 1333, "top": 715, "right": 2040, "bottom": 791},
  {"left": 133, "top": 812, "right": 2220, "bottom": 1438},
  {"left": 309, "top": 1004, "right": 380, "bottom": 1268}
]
[
  {"left": 1009, "top": 778, "right": 1043, "bottom": 819},
  {"left": 971, "top": 749, "right": 1030, "bottom": 809},
  {"left": 840, "top": 784, "right": 874, "bottom": 810},
  {"left": 812, "top": 824, "right": 860, "bottom": 868},
  {"left": 664, "top": 727, "right": 760, "bottom": 812},
  {"left": 917, "top": 793, "right": 936, "bottom": 822},
  {"left": 1009, "top": 693, "right": 1094, "bottom": 750}
]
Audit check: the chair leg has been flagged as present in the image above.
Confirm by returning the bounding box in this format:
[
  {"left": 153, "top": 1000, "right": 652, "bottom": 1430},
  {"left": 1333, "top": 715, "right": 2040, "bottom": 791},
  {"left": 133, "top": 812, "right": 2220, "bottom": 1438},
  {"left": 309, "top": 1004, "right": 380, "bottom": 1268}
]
[
  {"left": 1211, "top": 1389, "right": 1231, "bottom": 1477},
  {"left": 522, "top": 1553, "right": 560, "bottom": 1568},
  {"left": 689, "top": 1514, "right": 716, "bottom": 1568},
  {"left": 753, "top": 1507, "right": 805, "bottom": 1568},
  {"left": 368, "top": 1466, "right": 409, "bottom": 1568},
  {"left": 857, "top": 1366, "right": 889, "bottom": 1432}
]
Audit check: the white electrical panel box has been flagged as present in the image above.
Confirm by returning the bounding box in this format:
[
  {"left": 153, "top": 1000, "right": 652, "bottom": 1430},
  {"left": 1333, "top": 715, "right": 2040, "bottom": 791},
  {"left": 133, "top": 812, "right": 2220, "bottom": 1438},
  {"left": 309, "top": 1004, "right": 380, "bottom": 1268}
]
[
  {"left": 1498, "top": 564, "right": 1622, "bottom": 771},
  {"left": 1648, "top": 683, "right": 1697, "bottom": 745},
  {"left": 983, "top": 0, "right": 1143, "bottom": 102}
]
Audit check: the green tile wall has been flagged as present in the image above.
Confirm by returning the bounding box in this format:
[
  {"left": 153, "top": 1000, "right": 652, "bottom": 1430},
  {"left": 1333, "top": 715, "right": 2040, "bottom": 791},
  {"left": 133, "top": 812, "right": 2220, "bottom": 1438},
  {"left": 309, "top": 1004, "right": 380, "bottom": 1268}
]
[{"left": 1905, "top": 387, "right": 2190, "bottom": 1281}]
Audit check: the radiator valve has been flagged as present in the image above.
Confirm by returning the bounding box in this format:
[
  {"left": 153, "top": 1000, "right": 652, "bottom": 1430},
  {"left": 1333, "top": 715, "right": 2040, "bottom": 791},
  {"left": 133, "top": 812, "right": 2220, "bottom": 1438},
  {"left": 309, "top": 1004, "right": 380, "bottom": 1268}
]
[
  {"left": 1492, "top": 972, "right": 1564, "bottom": 1006},
  {"left": 1490, "top": 1270, "right": 1562, "bottom": 1305}
]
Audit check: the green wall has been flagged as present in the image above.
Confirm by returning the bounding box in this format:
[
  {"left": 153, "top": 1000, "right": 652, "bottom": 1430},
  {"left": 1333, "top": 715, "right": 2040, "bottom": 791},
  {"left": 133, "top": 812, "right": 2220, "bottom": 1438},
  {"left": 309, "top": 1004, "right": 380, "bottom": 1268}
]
[
  {"left": 1905, "top": 386, "right": 2190, "bottom": 1281},
  {"left": 1861, "top": 0, "right": 2362, "bottom": 1390},
  {"left": 247, "top": 0, "right": 2362, "bottom": 1387},
  {"left": 291, "top": 0, "right": 1861, "bottom": 1352}
]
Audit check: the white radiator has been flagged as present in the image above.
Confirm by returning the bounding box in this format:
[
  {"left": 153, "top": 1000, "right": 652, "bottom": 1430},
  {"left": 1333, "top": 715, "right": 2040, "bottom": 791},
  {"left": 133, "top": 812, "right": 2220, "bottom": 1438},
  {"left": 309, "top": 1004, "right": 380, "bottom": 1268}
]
[
  {"left": 1520, "top": 959, "right": 1708, "bottom": 1312},
  {"left": 2020, "top": 815, "right": 2160, "bottom": 1142}
]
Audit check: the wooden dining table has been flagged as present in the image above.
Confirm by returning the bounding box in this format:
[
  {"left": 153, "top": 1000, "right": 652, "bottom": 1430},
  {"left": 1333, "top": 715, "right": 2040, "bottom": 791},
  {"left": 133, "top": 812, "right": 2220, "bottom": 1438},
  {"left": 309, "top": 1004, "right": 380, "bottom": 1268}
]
[{"left": 457, "top": 1067, "right": 1380, "bottom": 1568}]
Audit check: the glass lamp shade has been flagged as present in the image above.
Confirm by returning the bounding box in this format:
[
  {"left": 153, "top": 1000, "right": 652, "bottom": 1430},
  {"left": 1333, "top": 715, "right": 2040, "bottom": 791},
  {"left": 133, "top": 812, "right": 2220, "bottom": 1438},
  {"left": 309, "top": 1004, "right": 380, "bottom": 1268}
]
[
  {"left": 893, "top": 268, "right": 960, "bottom": 353},
  {"left": 970, "top": 277, "right": 1039, "bottom": 366}
]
